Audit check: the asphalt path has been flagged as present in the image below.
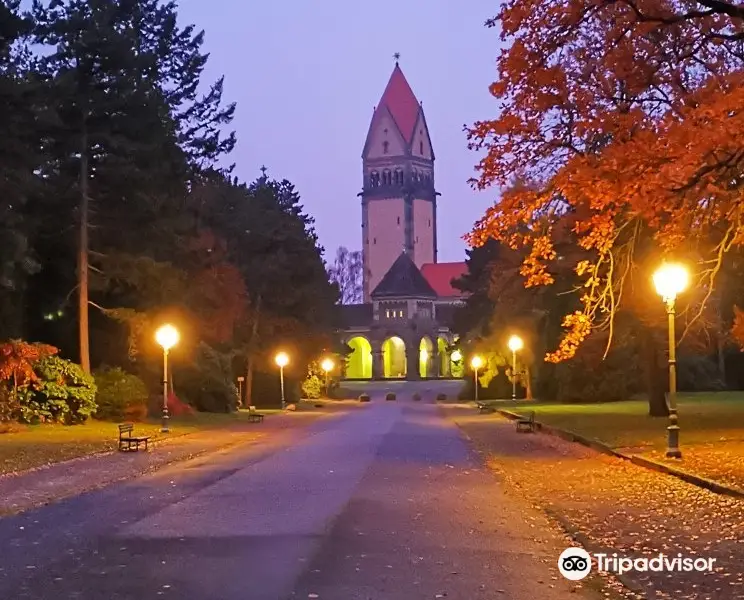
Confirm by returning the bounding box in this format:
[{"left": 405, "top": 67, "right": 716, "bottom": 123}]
[{"left": 0, "top": 399, "right": 592, "bottom": 600}]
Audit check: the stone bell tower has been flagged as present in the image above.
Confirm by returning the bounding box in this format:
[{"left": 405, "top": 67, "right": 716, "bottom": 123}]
[{"left": 359, "top": 59, "right": 438, "bottom": 301}]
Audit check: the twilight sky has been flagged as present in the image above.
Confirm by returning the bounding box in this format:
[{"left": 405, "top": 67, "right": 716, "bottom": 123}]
[{"left": 177, "top": 0, "right": 502, "bottom": 263}]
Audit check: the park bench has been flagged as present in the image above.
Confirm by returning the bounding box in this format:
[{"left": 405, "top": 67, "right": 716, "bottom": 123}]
[
  {"left": 118, "top": 423, "right": 150, "bottom": 452},
  {"left": 247, "top": 406, "right": 264, "bottom": 423},
  {"left": 516, "top": 411, "right": 536, "bottom": 433},
  {"left": 476, "top": 401, "right": 494, "bottom": 414}
]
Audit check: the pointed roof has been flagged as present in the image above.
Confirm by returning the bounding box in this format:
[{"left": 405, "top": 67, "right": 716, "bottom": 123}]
[
  {"left": 375, "top": 64, "right": 421, "bottom": 144},
  {"left": 420, "top": 262, "right": 468, "bottom": 298},
  {"left": 371, "top": 252, "right": 437, "bottom": 299}
]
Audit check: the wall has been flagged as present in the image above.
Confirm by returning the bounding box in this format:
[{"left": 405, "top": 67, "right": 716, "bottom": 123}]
[
  {"left": 365, "top": 198, "right": 405, "bottom": 296},
  {"left": 412, "top": 198, "right": 435, "bottom": 267}
]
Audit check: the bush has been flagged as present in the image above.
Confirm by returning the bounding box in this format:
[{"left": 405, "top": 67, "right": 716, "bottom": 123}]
[
  {"left": 359, "top": 393, "right": 370, "bottom": 402},
  {"left": 301, "top": 372, "right": 323, "bottom": 399},
  {"left": 677, "top": 355, "right": 725, "bottom": 392},
  {"left": 436, "top": 393, "right": 447, "bottom": 402},
  {"left": 24, "top": 356, "right": 97, "bottom": 424},
  {"left": 386, "top": 392, "right": 396, "bottom": 401},
  {"left": 178, "top": 343, "right": 237, "bottom": 413},
  {"left": 94, "top": 367, "right": 149, "bottom": 421},
  {"left": 412, "top": 392, "right": 421, "bottom": 401}
]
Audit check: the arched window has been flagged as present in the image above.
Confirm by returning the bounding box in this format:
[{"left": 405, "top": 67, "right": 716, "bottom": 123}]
[
  {"left": 383, "top": 170, "right": 391, "bottom": 185},
  {"left": 370, "top": 171, "right": 379, "bottom": 187},
  {"left": 382, "top": 141, "right": 389, "bottom": 154},
  {"left": 420, "top": 141, "right": 424, "bottom": 154}
]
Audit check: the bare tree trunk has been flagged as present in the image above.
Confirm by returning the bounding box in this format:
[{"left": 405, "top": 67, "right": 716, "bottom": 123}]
[
  {"left": 78, "top": 124, "right": 91, "bottom": 374},
  {"left": 525, "top": 365, "right": 533, "bottom": 400},
  {"left": 642, "top": 326, "right": 669, "bottom": 417},
  {"left": 243, "top": 293, "right": 262, "bottom": 407}
]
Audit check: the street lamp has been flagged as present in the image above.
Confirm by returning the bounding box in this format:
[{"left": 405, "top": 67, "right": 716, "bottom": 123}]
[
  {"left": 321, "top": 357, "right": 334, "bottom": 398},
  {"left": 155, "top": 324, "right": 179, "bottom": 432},
  {"left": 237, "top": 376, "right": 245, "bottom": 408},
  {"left": 653, "top": 262, "right": 689, "bottom": 459},
  {"left": 451, "top": 350, "right": 462, "bottom": 362},
  {"left": 471, "top": 355, "right": 483, "bottom": 403},
  {"left": 275, "top": 351, "right": 289, "bottom": 409},
  {"left": 507, "top": 334, "right": 524, "bottom": 401}
]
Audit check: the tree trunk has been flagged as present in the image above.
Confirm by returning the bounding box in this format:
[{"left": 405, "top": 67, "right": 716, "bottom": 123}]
[
  {"left": 642, "top": 326, "right": 669, "bottom": 417},
  {"left": 525, "top": 365, "right": 533, "bottom": 400},
  {"left": 78, "top": 123, "right": 91, "bottom": 374},
  {"left": 717, "top": 329, "right": 727, "bottom": 385},
  {"left": 243, "top": 293, "right": 262, "bottom": 407}
]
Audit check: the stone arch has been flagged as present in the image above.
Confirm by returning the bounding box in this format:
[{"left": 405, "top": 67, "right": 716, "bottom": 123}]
[
  {"left": 382, "top": 336, "right": 406, "bottom": 378},
  {"left": 346, "top": 336, "right": 372, "bottom": 379},
  {"left": 437, "top": 336, "right": 450, "bottom": 377},
  {"left": 419, "top": 336, "right": 433, "bottom": 378}
]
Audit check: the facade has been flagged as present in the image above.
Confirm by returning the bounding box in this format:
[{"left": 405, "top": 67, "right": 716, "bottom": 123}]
[{"left": 341, "top": 62, "right": 467, "bottom": 381}]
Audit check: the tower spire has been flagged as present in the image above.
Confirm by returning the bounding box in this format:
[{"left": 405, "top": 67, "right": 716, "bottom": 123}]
[{"left": 393, "top": 52, "right": 400, "bottom": 64}]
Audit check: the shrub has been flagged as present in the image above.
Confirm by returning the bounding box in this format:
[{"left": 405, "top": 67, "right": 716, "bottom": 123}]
[
  {"left": 677, "top": 355, "right": 725, "bottom": 392},
  {"left": 412, "top": 392, "right": 421, "bottom": 401},
  {"left": 178, "top": 343, "right": 237, "bottom": 413},
  {"left": 359, "top": 393, "right": 371, "bottom": 402},
  {"left": 301, "top": 371, "right": 323, "bottom": 399},
  {"left": 94, "top": 367, "right": 149, "bottom": 421},
  {"left": 0, "top": 340, "right": 58, "bottom": 423},
  {"left": 26, "top": 356, "right": 97, "bottom": 424},
  {"left": 386, "top": 392, "right": 396, "bottom": 401},
  {"left": 436, "top": 393, "right": 447, "bottom": 402}
]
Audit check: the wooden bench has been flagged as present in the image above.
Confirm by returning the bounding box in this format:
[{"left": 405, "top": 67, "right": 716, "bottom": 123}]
[
  {"left": 476, "top": 402, "right": 494, "bottom": 414},
  {"left": 118, "top": 423, "right": 150, "bottom": 452},
  {"left": 516, "top": 411, "right": 536, "bottom": 433},
  {"left": 247, "top": 406, "right": 264, "bottom": 423}
]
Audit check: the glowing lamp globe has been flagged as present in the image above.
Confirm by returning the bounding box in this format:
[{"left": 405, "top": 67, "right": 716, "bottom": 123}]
[
  {"left": 470, "top": 356, "right": 483, "bottom": 370},
  {"left": 508, "top": 335, "right": 524, "bottom": 352},
  {"left": 653, "top": 263, "right": 689, "bottom": 302},
  {"left": 321, "top": 358, "right": 334, "bottom": 373},
  {"left": 155, "top": 324, "right": 179, "bottom": 351},
  {"left": 451, "top": 350, "right": 462, "bottom": 362},
  {"left": 275, "top": 352, "right": 289, "bottom": 368}
]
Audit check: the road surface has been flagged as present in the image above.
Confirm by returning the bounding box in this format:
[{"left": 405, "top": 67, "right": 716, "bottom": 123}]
[{"left": 0, "top": 398, "right": 592, "bottom": 599}]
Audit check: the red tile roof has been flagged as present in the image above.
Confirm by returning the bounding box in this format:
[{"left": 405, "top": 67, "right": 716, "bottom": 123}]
[
  {"left": 377, "top": 64, "right": 420, "bottom": 144},
  {"left": 420, "top": 262, "right": 468, "bottom": 298}
]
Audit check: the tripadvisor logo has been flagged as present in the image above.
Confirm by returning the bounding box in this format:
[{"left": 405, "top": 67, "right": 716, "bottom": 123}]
[
  {"left": 558, "top": 547, "right": 717, "bottom": 580},
  {"left": 558, "top": 547, "right": 592, "bottom": 581}
]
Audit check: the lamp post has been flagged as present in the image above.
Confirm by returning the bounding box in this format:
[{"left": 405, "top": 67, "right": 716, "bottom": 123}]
[
  {"left": 155, "top": 324, "right": 179, "bottom": 433},
  {"left": 653, "top": 262, "right": 689, "bottom": 459},
  {"left": 321, "top": 357, "right": 334, "bottom": 398},
  {"left": 507, "top": 334, "right": 524, "bottom": 400},
  {"left": 275, "top": 351, "right": 289, "bottom": 409},
  {"left": 470, "top": 355, "right": 483, "bottom": 403},
  {"left": 237, "top": 376, "right": 245, "bottom": 408}
]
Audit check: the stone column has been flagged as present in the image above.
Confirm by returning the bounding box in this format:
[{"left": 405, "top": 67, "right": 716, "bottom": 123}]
[
  {"left": 429, "top": 347, "right": 439, "bottom": 378},
  {"left": 372, "top": 346, "right": 383, "bottom": 380},
  {"left": 406, "top": 339, "right": 420, "bottom": 381}
]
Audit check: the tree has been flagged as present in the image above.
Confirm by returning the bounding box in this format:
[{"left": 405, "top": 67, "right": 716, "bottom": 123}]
[
  {"left": 31, "top": 0, "right": 235, "bottom": 372},
  {"left": 0, "top": 2, "right": 43, "bottom": 339},
  {"left": 467, "top": 0, "right": 744, "bottom": 411},
  {"left": 328, "top": 246, "right": 363, "bottom": 304}
]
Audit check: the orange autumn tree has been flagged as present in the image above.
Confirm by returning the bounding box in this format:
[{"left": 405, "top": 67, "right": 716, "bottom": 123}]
[{"left": 468, "top": 1, "right": 744, "bottom": 374}]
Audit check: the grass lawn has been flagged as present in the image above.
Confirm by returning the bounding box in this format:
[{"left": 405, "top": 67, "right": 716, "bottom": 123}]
[
  {"left": 498, "top": 392, "right": 744, "bottom": 451},
  {"left": 0, "top": 409, "right": 283, "bottom": 476}
]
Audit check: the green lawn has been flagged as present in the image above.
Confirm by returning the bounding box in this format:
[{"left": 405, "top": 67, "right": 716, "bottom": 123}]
[
  {"left": 500, "top": 392, "right": 744, "bottom": 450},
  {"left": 0, "top": 410, "right": 281, "bottom": 476}
]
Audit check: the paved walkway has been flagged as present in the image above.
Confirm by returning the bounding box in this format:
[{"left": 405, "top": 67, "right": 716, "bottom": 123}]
[
  {"left": 448, "top": 406, "right": 744, "bottom": 600},
  {"left": 0, "top": 402, "right": 604, "bottom": 600},
  {"left": 0, "top": 411, "right": 327, "bottom": 517}
]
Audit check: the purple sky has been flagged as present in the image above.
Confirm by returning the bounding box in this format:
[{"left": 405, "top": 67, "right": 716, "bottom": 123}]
[{"left": 178, "top": 0, "right": 502, "bottom": 263}]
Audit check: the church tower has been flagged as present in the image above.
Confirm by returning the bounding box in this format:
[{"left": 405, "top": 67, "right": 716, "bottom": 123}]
[{"left": 360, "top": 61, "right": 437, "bottom": 302}]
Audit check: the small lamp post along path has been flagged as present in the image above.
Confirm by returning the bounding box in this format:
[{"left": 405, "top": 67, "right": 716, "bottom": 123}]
[
  {"left": 155, "top": 324, "right": 179, "bottom": 433},
  {"left": 470, "top": 355, "right": 483, "bottom": 403},
  {"left": 237, "top": 376, "right": 245, "bottom": 408},
  {"left": 507, "top": 334, "right": 524, "bottom": 400},
  {"left": 321, "top": 358, "right": 334, "bottom": 398},
  {"left": 275, "top": 351, "right": 289, "bottom": 409},
  {"left": 653, "top": 262, "right": 689, "bottom": 459}
]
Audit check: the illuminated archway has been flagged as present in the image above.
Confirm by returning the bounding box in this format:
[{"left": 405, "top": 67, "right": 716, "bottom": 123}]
[
  {"left": 382, "top": 336, "right": 406, "bottom": 378},
  {"left": 346, "top": 336, "right": 372, "bottom": 379},
  {"left": 419, "top": 337, "right": 433, "bottom": 378},
  {"left": 437, "top": 337, "right": 450, "bottom": 377}
]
